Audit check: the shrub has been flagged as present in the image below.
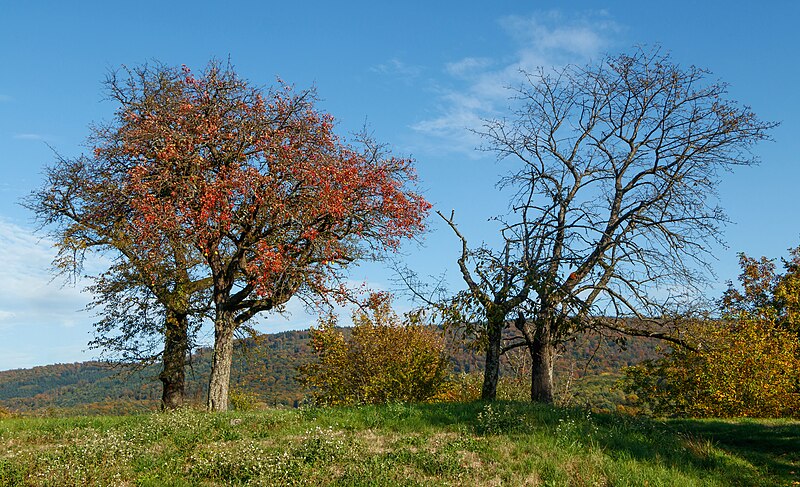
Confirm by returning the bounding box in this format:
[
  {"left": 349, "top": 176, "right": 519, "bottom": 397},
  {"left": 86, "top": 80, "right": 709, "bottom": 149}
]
[
  {"left": 299, "top": 295, "right": 452, "bottom": 405},
  {"left": 624, "top": 249, "right": 800, "bottom": 418},
  {"left": 623, "top": 318, "right": 800, "bottom": 417},
  {"left": 228, "top": 388, "right": 262, "bottom": 412}
]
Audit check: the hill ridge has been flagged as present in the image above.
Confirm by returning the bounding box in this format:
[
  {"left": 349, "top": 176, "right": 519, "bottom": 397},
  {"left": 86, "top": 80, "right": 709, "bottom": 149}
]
[{"left": 0, "top": 328, "right": 662, "bottom": 415}]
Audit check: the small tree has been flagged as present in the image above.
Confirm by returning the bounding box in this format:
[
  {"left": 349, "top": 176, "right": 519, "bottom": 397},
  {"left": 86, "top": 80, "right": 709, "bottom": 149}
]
[
  {"left": 415, "top": 215, "right": 532, "bottom": 401},
  {"left": 721, "top": 249, "right": 800, "bottom": 335},
  {"left": 455, "top": 46, "right": 776, "bottom": 403},
  {"left": 300, "top": 295, "right": 451, "bottom": 405},
  {"left": 624, "top": 249, "right": 800, "bottom": 417}
]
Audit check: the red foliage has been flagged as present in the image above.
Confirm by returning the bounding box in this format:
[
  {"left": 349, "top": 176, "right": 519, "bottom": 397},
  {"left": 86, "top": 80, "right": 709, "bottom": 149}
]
[{"left": 98, "top": 63, "right": 430, "bottom": 303}]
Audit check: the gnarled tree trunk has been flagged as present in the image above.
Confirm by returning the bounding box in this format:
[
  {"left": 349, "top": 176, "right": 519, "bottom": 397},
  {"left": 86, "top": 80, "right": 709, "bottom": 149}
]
[
  {"left": 522, "top": 318, "right": 555, "bottom": 403},
  {"left": 159, "top": 310, "right": 189, "bottom": 410},
  {"left": 207, "top": 311, "right": 236, "bottom": 412},
  {"left": 481, "top": 314, "right": 504, "bottom": 400},
  {"left": 528, "top": 323, "right": 554, "bottom": 403}
]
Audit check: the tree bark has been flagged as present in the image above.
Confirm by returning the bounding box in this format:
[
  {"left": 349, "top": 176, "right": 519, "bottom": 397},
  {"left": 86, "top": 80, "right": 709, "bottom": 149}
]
[
  {"left": 207, "top": 311, "right": 236, "bottom": 411},
  {"left": 481, "top": 313, "right": 503, "bottom": 400},
  {"left": 159, "top": 310, "right": 189, "bottom": 410},
  {"left": 527, "top": 320, "right": 555, "bottom": 403}
]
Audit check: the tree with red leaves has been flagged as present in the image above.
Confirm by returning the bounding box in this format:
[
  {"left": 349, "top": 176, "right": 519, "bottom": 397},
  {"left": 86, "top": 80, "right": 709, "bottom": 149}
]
[{"left": 99, "top": 61, "right": 430, "bottom": 410}]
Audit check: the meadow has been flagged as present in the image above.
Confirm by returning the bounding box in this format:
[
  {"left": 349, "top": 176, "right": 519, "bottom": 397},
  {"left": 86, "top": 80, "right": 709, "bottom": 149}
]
[{"left": 1, "top": 401, "right": 796, "bottom": 486}]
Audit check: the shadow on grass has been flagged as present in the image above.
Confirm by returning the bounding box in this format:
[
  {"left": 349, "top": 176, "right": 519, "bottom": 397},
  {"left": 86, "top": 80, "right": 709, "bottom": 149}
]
[
  {"left": 295, "top": 401, "right": 798, "bottom": 485},
  {"left": 564, "top": 408, "right": 800, "bottom": 486},
  {"left": 318, "top": 401, "right": 799, "bottom": 486},
  {"left": 668, "top": 418, "right": 800, "bottom": 485}
]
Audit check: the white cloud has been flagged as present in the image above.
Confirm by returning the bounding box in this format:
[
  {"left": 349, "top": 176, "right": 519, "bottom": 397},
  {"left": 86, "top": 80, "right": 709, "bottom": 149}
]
[
  {"left": 499, "top": 11, "right": 617, "bottom": 61},
  {"left": 0, "top": 218, "right": 105, "bottom": 368},
  {"left": 0, "top": 219, "right": 94, "bottom": 330},
  {"left": 411, "top": 11, "right": 620, "bottom": 156},
  {"left": 445, "top": 57, "right": 494, "bottom": 77},
  {"left": 370, "top": 58, "right": 423, "bottom": 83},
  {"left": 12, "top": 133, "right": 47, "bottom": 141}
]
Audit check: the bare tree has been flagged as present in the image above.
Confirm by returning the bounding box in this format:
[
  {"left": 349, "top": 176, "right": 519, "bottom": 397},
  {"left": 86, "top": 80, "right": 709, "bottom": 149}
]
[
  {"left": 471, "top": 46, "right": 776, "bottom": 402},
  {"left": 435, "top": 211, "right": 531, "bottom": 400}
]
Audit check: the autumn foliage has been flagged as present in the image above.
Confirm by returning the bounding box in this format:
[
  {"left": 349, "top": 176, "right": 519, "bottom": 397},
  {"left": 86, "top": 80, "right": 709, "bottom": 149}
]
[
  {"left": 83, "top": 61, "right": 430, "bottom": 411},
  {"left": 299, "top": 295, "right": 452, "bottom": 405},
  {"left": 624, "top": 249, "right": 800, "bottom": 418},
  {"left": 99, "top": 63, "right": 429, "bottom": 301}
]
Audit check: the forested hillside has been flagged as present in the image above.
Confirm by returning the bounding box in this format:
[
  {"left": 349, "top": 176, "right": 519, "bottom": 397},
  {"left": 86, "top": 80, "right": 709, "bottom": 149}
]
[{"left": 0, "top": 329, "right": 662, "bottom": 415}]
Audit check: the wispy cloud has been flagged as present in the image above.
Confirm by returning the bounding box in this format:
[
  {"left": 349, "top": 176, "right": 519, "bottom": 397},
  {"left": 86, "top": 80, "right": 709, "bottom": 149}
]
[
  {"left": 0, "top": 94, "right": 12, "bottom": 103},
  {"left": 499, "top": 11, "right": 617, "bottom": 62},
  {"left": 411, "top": 10, "right": 619, "bottom": 156},
  {"left": 444, "top": 57, "right": 494, "bottom": 77},
  {"left": 0, "top": 219, "right": 94, "bottom": 331},
  {"left": 0, "top": 219, "right": 104, "bottom": 367},
  {"left": 13, "top": 133, "right": 48, "bottom": 141},
  {"left": 370, "top": 58, "right": 423, "bottom": 84}
]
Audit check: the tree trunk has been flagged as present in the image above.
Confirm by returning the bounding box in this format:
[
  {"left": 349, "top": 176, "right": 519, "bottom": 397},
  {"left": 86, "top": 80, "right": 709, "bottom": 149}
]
[
  {"left": 207, "top": 311, "right": 236, "bottom": 411},
  {"left": 527, "top": 320, "right": 555, "bottom": 403},
  {"left": 159, "top": 310, "right": 188, "bottom": 410},
  {"left": 481, "top": 314, "right": 503, "bottom": 400}
]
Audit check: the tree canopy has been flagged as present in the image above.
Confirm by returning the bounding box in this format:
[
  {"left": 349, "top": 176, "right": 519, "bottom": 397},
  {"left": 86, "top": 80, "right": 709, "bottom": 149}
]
[{"left": 95, "top": 61, "right": 431, "bottom": 410}]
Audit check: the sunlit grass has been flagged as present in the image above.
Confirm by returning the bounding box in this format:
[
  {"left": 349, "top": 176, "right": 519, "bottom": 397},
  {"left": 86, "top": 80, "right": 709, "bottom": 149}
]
[{"left": 0, "top": 402, "right": 796, "bottom": 486}]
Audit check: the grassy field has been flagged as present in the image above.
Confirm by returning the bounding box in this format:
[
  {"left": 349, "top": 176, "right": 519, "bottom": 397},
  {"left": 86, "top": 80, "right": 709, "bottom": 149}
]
[{"left": 0, "top": 401, "right": 797, "bottom": 486}]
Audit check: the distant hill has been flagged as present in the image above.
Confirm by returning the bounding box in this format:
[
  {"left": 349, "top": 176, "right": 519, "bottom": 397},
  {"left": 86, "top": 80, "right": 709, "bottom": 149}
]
[{"left": 0, "top": 328, "right": 663, "bottom": 415}]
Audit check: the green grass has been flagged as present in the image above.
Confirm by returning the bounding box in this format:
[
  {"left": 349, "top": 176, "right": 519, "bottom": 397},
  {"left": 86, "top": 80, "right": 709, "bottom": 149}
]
[{"left": 0, "top": 402, "right": 796, "bottom": 486}]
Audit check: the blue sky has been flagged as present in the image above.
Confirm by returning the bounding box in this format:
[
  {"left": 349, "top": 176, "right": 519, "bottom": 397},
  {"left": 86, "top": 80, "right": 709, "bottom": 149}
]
[{"left": 1, "top": 1, "right": 798, "bottom": 370}]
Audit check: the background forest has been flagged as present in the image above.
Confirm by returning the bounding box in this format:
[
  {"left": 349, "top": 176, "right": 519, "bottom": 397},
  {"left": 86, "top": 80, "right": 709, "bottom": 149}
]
[{"left": 0, "top": 329, "right": 661, "bottom": 416}]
